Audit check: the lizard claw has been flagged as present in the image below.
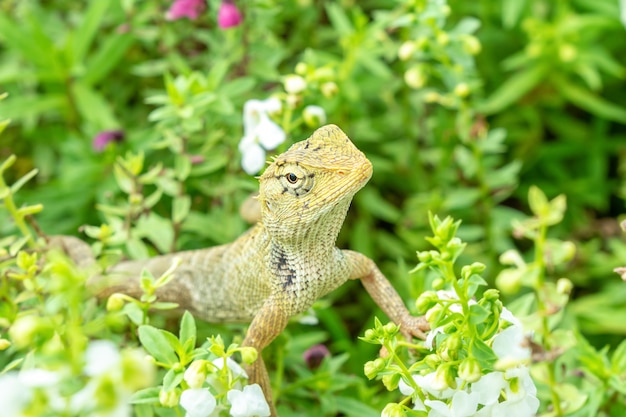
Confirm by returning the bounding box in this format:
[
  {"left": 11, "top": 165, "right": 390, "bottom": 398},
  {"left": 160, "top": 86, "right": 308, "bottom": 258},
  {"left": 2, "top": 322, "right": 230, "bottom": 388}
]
[{"left": 399, "top": 314, "right": 430, "bottom": 341}]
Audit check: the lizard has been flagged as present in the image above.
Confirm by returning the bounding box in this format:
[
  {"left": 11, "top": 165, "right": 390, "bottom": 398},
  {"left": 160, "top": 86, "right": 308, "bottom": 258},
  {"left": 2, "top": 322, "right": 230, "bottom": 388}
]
[{"left": 53, "top": 124, "right": 429, "bottom": 416}]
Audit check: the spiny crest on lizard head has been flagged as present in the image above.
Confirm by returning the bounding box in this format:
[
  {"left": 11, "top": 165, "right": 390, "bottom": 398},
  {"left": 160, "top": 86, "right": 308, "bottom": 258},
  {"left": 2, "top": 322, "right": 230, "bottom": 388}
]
[{"left": 257, "top": 124, "right": 373, "bottom": 232}]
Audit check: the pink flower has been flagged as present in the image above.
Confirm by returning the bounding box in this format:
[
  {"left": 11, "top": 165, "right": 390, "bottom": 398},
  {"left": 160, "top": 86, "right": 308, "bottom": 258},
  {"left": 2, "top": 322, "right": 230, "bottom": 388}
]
[
  {"left": 166, "top": 0, "right": 206, "bottom": 21},
  {"left": 218, "top": 1, "right": 242, "bottom": 29},
  {"left": 92, "top": 130, "right": 124, "bottom": 152},
  {"left": 303, "top": 344, "right": 330, "bottom": 370}
]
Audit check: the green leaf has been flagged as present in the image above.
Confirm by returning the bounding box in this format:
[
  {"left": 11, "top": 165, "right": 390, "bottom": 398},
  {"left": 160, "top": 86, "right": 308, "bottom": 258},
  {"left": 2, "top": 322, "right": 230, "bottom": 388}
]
[
  {"left": 83, "top": 33, "right": 134, "bottom": 86},
  {"left": 325, "top": 3, "right": 354, "bottom": 36},
  {"left": 335, "top": 396, "right": 379, "bottom": 417},
  {"left": 72, "top": 82, "right": 118, "bottom": 129},
  {"left": 179, "top": 311, "right": 197, "bottom": 349},
  {"left": 528, "top": 185, "right": 548, "bottom": 217},
  {"left": 553, "top": 75, "right": 626, "bottom": 123},
  {"left": 72, "top": 1, "right": 111, "bottom": 64},
  {"left": 0, "top": 94, "right": 66, "bottom": 121},
  {"left": 502, "top": 0, "right": 528, "bottom": 28},
  {"left": 137, "top": 325, "right": 178, "bottom": 365},
  {"left": 479, "top": 65, "right": 547, "bottom": 114},
  {"left": 10, "top": 169, "right": 38, "bottom": 194},
  {"left": 468, "top": 304, "right": 491, "bottom": 324},
  {"left": 162, "top": 368, "right": 185, "bottom": 392},
  {"left": 172, "top": 196, "right": 191, "bottom": 224},
  {"left": 130, "top": 387, "right": 161, "bottom": 405}
]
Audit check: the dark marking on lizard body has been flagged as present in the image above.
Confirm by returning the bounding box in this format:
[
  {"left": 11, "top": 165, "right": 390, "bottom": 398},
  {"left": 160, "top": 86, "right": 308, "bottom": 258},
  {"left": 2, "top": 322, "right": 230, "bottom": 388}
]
[{"left": 270, "top": 244, "right": 297, "bottom": 290}]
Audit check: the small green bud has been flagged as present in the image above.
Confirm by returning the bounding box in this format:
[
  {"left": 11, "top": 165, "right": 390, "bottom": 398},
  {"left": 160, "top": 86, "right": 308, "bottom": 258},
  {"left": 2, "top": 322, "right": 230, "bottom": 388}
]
[
  {"left": 129, "top": 193, "right": 143, "bottom": 205},
  {"left": 425, "top": 304, "right": 443, "bottom": 324},
  {"left": 106, "top": 293, "right": 126, "bottom": 312},
  {"left": 461, "top": 35, "right": 482, "bottom": 55},
  {"left": 364, "top": 328, "right": 377, "bottom": 341},
  {"left": 453, "top": 83, "right": 470, "bottom": 98},
  {"left": 320, "top": 81, "right": 338, "bottom": 98},
  {"left": 239, "top": 346, "right": 258, "bottom": 365},
  {"left": 0, "top": 338, "right": 11, "bottom": 350},
  {"left": 499, "top": 249, "right": 524, "bottom": 267},
  {"left": 382, "top": 403, "right": 405, "bottom": 417},
  {"left": 9, "top": 315, "right": 40, "bottom": 349},
  {"left": 483, "top": 288, "right": 500, "bottom": 301},
  {"left": 415, "top": 291, "right": 437, "bottom": 314},
  {"left": 432, "top": 277, "right": 445, "bottom": 290},
  {"left": 424, "top": 354, "right": 441, "bottom": 369},
  {"left": 458, "top": 357, "right": 482, "bottom": 383},
  {"left": 417, "top": 251, "right": 432, "bottom": 263},
  {"left": 446, "top": 333, "right": 462, "bottom": 351},
  {"left": 404, "top": 66, "right": 427, "bottom": 89},
  {"left": 495, "top": 268, "right": 523, "bottom": 294},
  {"left": 559, "top": 44, "right": 577, "bottom": 62},
  {"left": 294, "top": 62, "right": 308, "bottom": 75},
  {"left": 383, "top": 322, "right": 399, "bottom": 336},
  {"left": 302, "top": 105, "right": 327, "bottom": 128},
  {"left": 436, "top": 31, "right": 449, "bottom": 46},
  {"left": 556, "top": 278, "right": 573, "bottom": 295},
  {"left": 382, "top": 372, "right": 401, "bottom": 391},
  {"left": 364, "top": 358, "right": 386, "bottom": 379},
  {"left": 398, "top": 41, "right": 417, "bottom": 61},
  {"left": 159, "top": 388, "right": 180, "bottom": 408},
  {"left": 432, "top": 366, "right": 450, "bottom": 391}
]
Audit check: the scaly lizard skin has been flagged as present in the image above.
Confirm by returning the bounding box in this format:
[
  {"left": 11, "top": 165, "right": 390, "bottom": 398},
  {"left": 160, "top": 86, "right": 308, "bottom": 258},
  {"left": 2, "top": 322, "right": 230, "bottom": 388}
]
[{"left": 55, "top": 124, "right": 428, "bottom": 415}]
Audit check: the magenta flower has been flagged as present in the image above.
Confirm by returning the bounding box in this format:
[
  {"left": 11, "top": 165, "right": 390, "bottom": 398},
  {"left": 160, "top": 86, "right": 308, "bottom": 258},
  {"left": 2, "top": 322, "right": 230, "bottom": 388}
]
[
  {"left": 217, "top": 1, "right": 242, "bottom": 29},
  {"left": 92, "top": 130, "right": 124, "bottom": 152},
  {"left": 303, "top": 344, "right": 330, "bottom": 370},
  {"left": 166, "top": 0, "right": 206, "bottom": 21}
]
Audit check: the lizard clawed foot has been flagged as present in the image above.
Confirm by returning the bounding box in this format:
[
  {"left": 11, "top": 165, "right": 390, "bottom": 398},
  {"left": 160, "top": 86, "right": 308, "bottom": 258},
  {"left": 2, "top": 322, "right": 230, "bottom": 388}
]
[{"left": 399, "top": 314, "right": 430, "bottom": 341}]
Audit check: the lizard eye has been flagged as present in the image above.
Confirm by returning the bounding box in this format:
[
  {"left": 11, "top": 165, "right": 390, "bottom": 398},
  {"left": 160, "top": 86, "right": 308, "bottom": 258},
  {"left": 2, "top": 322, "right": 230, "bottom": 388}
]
[{"left": 285, "top": 173, "right": 298, "bottom": 184}]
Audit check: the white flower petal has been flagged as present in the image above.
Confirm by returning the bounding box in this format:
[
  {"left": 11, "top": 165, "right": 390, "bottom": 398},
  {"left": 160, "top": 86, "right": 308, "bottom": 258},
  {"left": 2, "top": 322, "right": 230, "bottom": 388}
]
[
  {"left": 180, "top": 388, "right": 216, "bottom": 417},
  {"left": 493, "top": 325, "right": 530, "bottom": 362},
  {"left": 500, "top": 307, "right": 521, "bottom": 326},
  {"left": 425, "top": 326, "right": 444, "bottom": 349},
  {"left": 243, "top": 99, "right": 264, "bottom": 134},
  {"left": 227, "top": 384, "right": 270, "bottom": 417},
  {"left": 470, "top": 372, "right": 506, "bottom": 406},
  {"left": 18, "top": 369, "right": 60, "bottom": 387},
  {"left": 256, "top": 115, "right": 286, "bottom": 150},
  {"left": 261, "top": 97, "right": 282, "bottom": 114},
  {"left": 84, "top": 340, "right": 121, "bottom": 376},
  {"left": 424, "top": 399, "right": 449, "bottom": 417},
  {"left": 450, "top": 389, "right": 478, "bottom": 417},
  {"left": 398, "top": 376, "right": 415, "bottom": 396},
  {"left": 212, "top": 357, "right": 248, "bottom": 380},
  {"left": 241, "top": 143, "right": 266, "bottom": 175},
  {"left": 0, "top": 373, "right": 30, "bottom": 416}
]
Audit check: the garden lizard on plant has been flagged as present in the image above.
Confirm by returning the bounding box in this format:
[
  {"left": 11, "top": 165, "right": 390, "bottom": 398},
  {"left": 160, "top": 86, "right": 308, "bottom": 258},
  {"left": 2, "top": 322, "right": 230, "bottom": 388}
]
[{"left": 55, "top": 124, "right": 428, "bottom": 415}]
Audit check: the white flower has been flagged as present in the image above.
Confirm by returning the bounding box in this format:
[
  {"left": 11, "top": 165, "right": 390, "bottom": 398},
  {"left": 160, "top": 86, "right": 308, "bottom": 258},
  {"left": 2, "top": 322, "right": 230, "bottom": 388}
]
[
  {"left": 470, "top": 372, "right": 507, "bottom": 406},
  {"left": 493, "top": 324, "right": 530, "bottom": 367},
  {"left": 239, "top": 98, "right": 286, "bottom": 175},
  {"left": 18, "top": 369, "right": 60, "bottom": 387},
  {"left": 180, "top": 388, "right": 217, "bottom": 417},
  {"left": 212, "top": 357, "right": 248, "bottom": 380},
  {"left": 425, "top": 389, "right": 478, "bottom": 417},
  {"left": 0, "top": 372, "right": 31, "bottom": 416},
  {"left": 227, "top": 384, "right": 271, "bottom": 417},
  {"left": 283, "top": 74, "right": 307, "bottom": 94},
  {"left": 84, "top": 340, "right": 121, "bottom": 376},
  {"left": 413, "top": 372, "right": 458, "bottom": 399},
  {"left": 302, "top": 105, "right": 327, "bottom": 127}
]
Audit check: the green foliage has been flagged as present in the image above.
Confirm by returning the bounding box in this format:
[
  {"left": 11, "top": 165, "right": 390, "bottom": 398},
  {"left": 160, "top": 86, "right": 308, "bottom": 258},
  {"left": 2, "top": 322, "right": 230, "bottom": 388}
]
[{"left": 1, "top": 0, "right": 626, "bottom": 415}]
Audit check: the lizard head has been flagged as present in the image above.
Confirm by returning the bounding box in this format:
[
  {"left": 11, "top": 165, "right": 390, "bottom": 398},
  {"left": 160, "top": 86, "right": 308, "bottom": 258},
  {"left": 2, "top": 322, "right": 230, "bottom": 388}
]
[{"left": 258, "top": 124, "right": 373, "bottom": 242}]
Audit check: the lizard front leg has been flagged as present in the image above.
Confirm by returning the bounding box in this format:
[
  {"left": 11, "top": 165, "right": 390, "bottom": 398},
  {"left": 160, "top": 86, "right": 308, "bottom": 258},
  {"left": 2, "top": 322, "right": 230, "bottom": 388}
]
[
  {"left": 242, "top": 296, "right": 290, "bottom": 417},
  {"left": 344, "top": 250, "right": 429, "bottom": 340}
]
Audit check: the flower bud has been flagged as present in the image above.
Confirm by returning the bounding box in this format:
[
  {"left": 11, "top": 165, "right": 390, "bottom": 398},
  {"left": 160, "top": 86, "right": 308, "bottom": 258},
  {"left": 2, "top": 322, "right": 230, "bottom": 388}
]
[
  {"left": 559, "top": 44, "right": 577, "bottom": 62},
  {"left": 424, "top": 354, "right": 441, "bottom": 369},
  {"left": 425, "top": 304, "right": 443, "bottom": 324},
  {"left": 382, "top": 403, "right": 405, "bottom": 417},
  {"left": 415, "top": 291, "right": 437, "bottom": 314},
  {"left": 239, "top": 346, "right": 258, "bottom": 365},
  {"left": 499, "top": 249, "right": 525, "bottom": 267},
  {"left": 9, "top": 315, "right": 41, "bottom": 349},
  {"left": 295, "top": 62, "right": 308, "bottom": 75},
  {"left": 363, "top": 328, "right": 377, "bottom": 341},
  {"left": 106, "top": 293, "right": 126, "bottom": 312},
  {"left": 383, "top": 322, "right": 399, "bottom": 336},
  {"left": 320, "top": 81, "right": 338, "bottom": 98},
  {"left": 436, "top": 32, "right": 449, "bottom": 46},
  {"left": 453, "top": 83, "right": 470, "bottom": 98},
  {"left": 302, "top": 105, "right": 327, "bottom": 127},
  {"left": 398, "top": 41, "right": 417, "bottom": 61},
  {"left": 483, "top": 288, "right": 500, "bottom": 301},
  {"left": 556, "top": 278, "right": 573, "bottom": 295},
  {"left": 404, "top": 66, "right": 427, "bottom": 89},
  {"left": 159, "top": 388, "right": 180, "bottom": 408},
  {"left": 382, "top": 373, "right": 401, "bottom": 391},
  {"left": 284, "top": 74, "right": 307, "bottom": 94},
  {"left": 0, "top": 338, "right": 11, "bottom": 350},
  {"left": 364, "top": 358, "right": 386, "bottom": 379},
  {"left": 461, "top": 35, "right": 481, "bottom": 55},
  {"left": 458, "top": 357, "right": 481, "bottom": 383},
  {"left": 184, "top": 360, "right": 209, "bottom": 389},
  {"left": 495, "top": 268, "right": 523, "bottom": 294},
  {"left": 417, "top": 251, "right": 432, "bottom": 263},
  {"left": 432, "top": 366, "right": 450, "bottom": 391},
  {"left": 432, "top": 277, "right": 445, "bottom": 290}
]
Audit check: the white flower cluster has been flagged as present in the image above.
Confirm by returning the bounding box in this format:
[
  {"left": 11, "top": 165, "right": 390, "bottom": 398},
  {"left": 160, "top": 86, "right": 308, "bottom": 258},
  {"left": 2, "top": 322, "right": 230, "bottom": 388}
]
[
  {"left": 398, "top": 295, "right": 539, "bottom": 417},
  {"left": 179, "top": 357, "right": 270, "bottom": 417},
  {"left": 0, "top": 340, "right": 154, "bottom": 417}
]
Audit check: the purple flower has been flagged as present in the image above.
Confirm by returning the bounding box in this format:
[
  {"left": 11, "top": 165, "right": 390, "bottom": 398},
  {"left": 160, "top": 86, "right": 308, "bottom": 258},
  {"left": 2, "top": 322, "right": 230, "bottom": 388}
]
[
  {"left": 92, "top": 130, "right": 124, "bottom": 152},
  {"left": 217, "top": 1, "right": 242, "bottom": 29},
  {"left": 303, "top": 344, "right": 330, "bottom": 370},
  {"left": 166, "top": 0, "right": 206, "bottom": 21}
]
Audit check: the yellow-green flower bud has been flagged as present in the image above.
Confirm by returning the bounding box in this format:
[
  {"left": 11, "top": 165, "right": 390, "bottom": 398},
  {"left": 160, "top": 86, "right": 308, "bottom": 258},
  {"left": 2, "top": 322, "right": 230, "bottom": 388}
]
[
  {"left": 415, "top": 291, "right": 437, "bottom": 314},
  {"left": 398, "top": 41, "right": 417, "bottom": 61},
  {"left": 295, "top": 62, "right": 308, "bottom": 75},
  {"left": 159, "top": 388, "right": 180, "bottom": 408},
  {"left": 382, "top": 372, "right": 401, "bottom": 391},
  {"left": 556, "top": 278, "right": 573, "bottom": 295},
  {"left": 364, "top": 357, "right": 386, "bottom": 379},
  {"left": 239, "top": 346, "right": 258, "bottom": 365},
  {"left": 382, "top": 403, "right": 405, "bottom": 417},
  {"left": 424, "top": 354, "right": 441, "bottom": 369},
  {"left": 9, "top": 315, "right": 40, "bottom": 349},
  {"left": 404, "top": 66, "right": 427, "bottom": 89},
  {"left": 436, "top": 32, "right": 449, "bottom": 46},
  {"left": 425, "top": 304, "right": 443, "bottom": 324},
  {"left": 383, "top": 322, "right": 399, "bottom": 335},
  {"left": 321, "top": 81, "right": 338, "bottom": 98},
  {"left": 432, "top": 277, "right": 445, "bottom": 290},
  {"left": 483, "top": 288, "right": 500, "bottom": 301},
  {"left": 495, "top": 268, "right": 523, "bottom": 294},
  {"left": 559, "top": 44, "right": 577, "bottom": 62},
  {"left": 461, "top": 35, "right": 482, "bottom": 55},
  {"left": 106, "top": 293, "right": 126, "bottom": 312},
  {"left": 458, "top": 357, "right": 482, "bottom": 383},
  {"left": 0, "top": 338, "right": 11, "bottom": 351}
]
